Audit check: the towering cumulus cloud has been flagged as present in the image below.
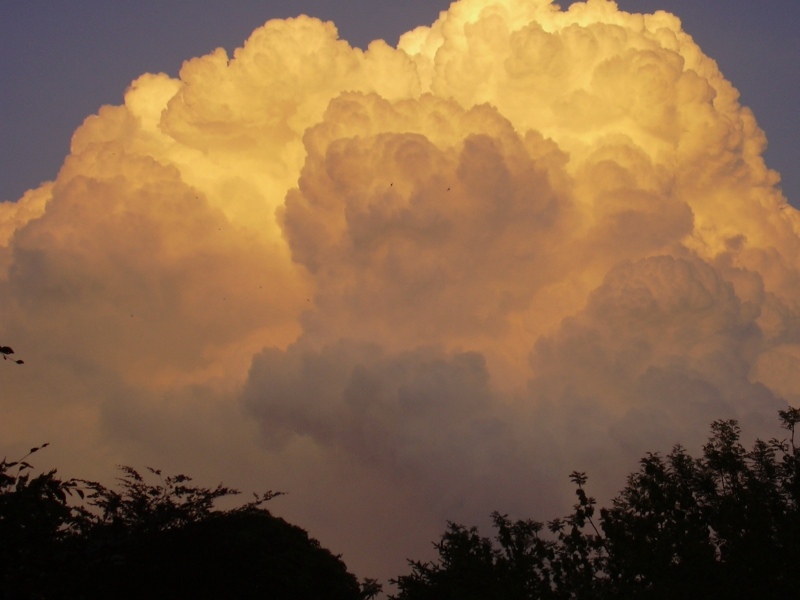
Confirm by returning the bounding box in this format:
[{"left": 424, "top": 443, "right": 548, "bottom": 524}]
[{"left": 2, "top": 0, "right": 799, "bottom": 581}]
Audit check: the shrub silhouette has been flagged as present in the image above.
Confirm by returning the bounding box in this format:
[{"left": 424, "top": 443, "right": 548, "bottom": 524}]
[{"left": 0, "top": 456, "right": 370, "bottom": 599}]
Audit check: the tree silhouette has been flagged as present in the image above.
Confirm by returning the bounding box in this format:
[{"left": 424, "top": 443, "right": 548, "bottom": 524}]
[
  {"left": 392, "top": 408, "right": 800, "bottom": 599},
  {"left": 10, "top": 410, "right": 800, "bottom": 599}
]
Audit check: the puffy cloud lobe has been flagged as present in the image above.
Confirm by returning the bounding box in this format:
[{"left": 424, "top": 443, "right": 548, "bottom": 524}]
[
  {"left": 2, "top": 0, "right": 800, "bottom": 584},
  {"left": 402, "top": 0, "right": 799, "bottom": 261},
  {"left": 244, "top": 343, "right": 495, "bottom": 479},
  {"left": 528, "top": 255, "right": 781, "bottom": 460},
  {"left": 281, "top": 92, "right": 574, "bottom": 348},
  {"left": 5, "top": 158, "right": 303, "bottom": 388}
]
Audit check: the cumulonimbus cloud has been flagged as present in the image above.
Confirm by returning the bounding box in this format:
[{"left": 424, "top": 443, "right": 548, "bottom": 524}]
[{"left": 2, "top": 0, "right": 799, "bottom": 582}]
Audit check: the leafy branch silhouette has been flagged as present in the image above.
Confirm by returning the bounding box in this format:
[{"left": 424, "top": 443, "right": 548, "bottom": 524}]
[{"left": 1, "top": 345, "right": 23, "bottom": 364}]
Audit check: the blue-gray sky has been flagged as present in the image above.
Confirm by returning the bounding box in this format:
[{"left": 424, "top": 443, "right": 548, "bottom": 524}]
[{"left": 1, "top": 1, "right": 798, "bottom": 204}]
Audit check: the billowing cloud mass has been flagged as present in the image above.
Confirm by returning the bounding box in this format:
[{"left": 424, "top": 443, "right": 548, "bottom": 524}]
[{"left": 2, "top": 0, "right": 799, "bottom": 583}]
